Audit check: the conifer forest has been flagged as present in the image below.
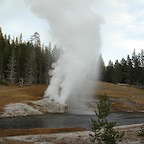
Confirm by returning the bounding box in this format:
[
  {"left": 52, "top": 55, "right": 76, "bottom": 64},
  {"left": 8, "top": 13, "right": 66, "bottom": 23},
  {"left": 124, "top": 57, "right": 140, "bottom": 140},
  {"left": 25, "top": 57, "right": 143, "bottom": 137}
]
[{"left": 0, "top": 27, "right": 144, "bottom": 86}]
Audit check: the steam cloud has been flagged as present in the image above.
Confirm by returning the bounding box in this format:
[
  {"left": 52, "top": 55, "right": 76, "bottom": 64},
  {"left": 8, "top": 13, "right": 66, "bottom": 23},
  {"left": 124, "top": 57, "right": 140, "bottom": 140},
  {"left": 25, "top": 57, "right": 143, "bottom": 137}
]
[{"left": 26, "top": 0, "right": 103, "bottom": 104}]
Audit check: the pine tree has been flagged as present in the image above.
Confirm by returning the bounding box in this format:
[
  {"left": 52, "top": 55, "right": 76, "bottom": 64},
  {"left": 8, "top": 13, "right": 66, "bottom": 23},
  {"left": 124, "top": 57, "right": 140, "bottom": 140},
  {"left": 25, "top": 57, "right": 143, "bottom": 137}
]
[
  {"left": 44, "top": 42, "right": 52, "bottom": 85},
  {"left": 112, "top": 60, "right": 123, "bottom": 83},
  {"left": 30, "top": 32, "right": 41, "bottom": 47},
  {"left": 104, "top": 60, "right": 114, "bottom": 83},
  {"left": 31, "top": 32, "right": 43, "bottom": 84},
  {"left": 132, "top": 49, "right": 140, "bottom": 84},
  {"left": 0, "top": 27, "right": 6, "bottom": 80},
  {"left": 2, "top": 35, "right": 11, "bottom": 80},
  {"left": 89, "top": 95, "right": 124, "bottom": 144},
  {"left": 126, "top": 55, "right": 133, "bottom": 84},
  {"left": 24, "top": 42, "right": 37, "bottom": 85},
  {"left": 7, "top": 41, "right": 17, "bottom": 84},
  {"left": 139, "top": 50, "right": 144, "bottom": 84},
  {"left": 120, "top": 58, "right": 127, "bottom": 83}
]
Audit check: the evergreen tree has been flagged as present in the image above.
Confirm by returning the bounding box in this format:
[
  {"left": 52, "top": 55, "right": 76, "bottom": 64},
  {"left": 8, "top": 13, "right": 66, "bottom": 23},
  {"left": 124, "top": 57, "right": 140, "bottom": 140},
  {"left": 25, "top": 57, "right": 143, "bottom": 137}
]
[
  {"left": 132, "top": 49, "right": 140, "bottom": 84},
  {"left": 24, "top": 42, "right": 37, "bottom": 85},
  {"left": 7, "top": 41, "right": 17, "bottom": 84},
  {"left": 0, "top": 27, "right": 57, "bottom": 85},
  {"left": 126, "top": 55, "right": 133, "bottom": 84},
  {"left": 0, "top": 27, "right": 5, "bottom": 80},
  {"left": 112, "top": 60, "right": 123, "bottom": 83},
  {"left": 18, "top": 33, "right": 23, "bottom": 44},
  {"left": 3, "top": 35, "right": 11, "bottom": 80},
  {"left": 120, "top": 58, "right": 127, "bottom": 83},
  {"left": 3, "top": 26, "right": 144, "bottom": 86},
  {"left": 90, "top": 95, "right": 124, "bottom": 144},
  {"left": 31, "top": 32, "right": 44, "bottom": 84},
  {"left": 30, "top": 32, "right": 41, "bottom": 47},
  {"left": 104, "top": 60, "right": 114, "bottom": 83},
  {"left": 138, "top": 50, "right": 144, "bottom": 84},
  {"left": 140, "top": 49, "right": 144, "bottom": 67},
  {"left": 44, "top": 42, "right": 52, "bottom": 85}
]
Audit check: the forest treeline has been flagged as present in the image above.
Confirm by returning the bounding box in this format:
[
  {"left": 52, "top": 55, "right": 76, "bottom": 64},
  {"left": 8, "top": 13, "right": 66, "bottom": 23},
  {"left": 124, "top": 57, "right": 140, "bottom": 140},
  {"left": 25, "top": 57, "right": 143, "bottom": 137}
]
[
  {"left": 0, "top": 27, "right": 144, "bottom": 86},
  {"left": 100, "top": 49, "right": 144, "bottom": 86},
  {"left": 0, "top": 27, "right": 62, "bottom": 85}
]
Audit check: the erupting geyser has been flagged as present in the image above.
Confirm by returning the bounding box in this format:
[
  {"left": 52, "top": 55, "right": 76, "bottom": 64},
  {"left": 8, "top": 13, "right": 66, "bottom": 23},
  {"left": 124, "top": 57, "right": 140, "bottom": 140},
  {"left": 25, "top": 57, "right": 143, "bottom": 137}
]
[{"left": 27, "top": 0, "right": 103, "bottom": 108}]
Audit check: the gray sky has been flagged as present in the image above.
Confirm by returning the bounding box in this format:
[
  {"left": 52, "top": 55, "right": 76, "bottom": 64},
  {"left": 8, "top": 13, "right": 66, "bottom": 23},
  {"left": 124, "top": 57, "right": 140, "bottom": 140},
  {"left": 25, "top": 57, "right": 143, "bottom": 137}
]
[{"left": 0, "top": 0, "right": 144, "bottom": 65}]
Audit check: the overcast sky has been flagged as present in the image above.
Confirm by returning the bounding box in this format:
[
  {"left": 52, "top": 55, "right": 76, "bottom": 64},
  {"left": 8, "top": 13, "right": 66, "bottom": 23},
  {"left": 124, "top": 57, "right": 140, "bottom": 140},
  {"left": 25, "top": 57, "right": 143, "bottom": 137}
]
[{"left": 0, "top": 0, "right": 144, "bottom": 65}]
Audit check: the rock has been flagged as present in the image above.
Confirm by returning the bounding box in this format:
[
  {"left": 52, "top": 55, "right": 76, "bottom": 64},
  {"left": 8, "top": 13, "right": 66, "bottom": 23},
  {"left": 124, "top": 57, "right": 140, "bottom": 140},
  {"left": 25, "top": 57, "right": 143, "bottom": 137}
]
[
  {"left": 1, "top": 103, "right": 42, "bottom": 118},
  {"left": 0, "top": 98, "right": 68, "bottom": 118},
  {"left": 31, "top": 98, "right": 69, "bottom": 114}
]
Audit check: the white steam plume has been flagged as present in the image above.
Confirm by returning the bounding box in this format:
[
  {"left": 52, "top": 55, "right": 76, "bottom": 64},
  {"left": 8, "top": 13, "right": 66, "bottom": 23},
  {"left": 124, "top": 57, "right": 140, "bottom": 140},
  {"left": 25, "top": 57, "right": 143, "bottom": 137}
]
[{"left": 25, "top": 0, "right": 103, "bottom": 104}]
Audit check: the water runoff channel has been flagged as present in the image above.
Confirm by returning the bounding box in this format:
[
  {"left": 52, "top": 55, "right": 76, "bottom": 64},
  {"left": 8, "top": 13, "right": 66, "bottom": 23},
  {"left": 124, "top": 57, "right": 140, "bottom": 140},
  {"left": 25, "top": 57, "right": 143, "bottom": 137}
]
[
  {"left": 0, "top": 112, "right": 144, "bottom": 130},
  {"left": 0, "top": 96, "right": 144, "bottom": 131}
]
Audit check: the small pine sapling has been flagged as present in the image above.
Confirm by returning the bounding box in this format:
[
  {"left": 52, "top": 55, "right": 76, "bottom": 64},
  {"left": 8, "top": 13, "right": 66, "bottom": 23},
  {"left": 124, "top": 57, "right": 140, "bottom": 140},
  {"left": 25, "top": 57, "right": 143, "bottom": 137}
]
[{"left": 89, "top": 95, "right": 124, "bottom": 144}]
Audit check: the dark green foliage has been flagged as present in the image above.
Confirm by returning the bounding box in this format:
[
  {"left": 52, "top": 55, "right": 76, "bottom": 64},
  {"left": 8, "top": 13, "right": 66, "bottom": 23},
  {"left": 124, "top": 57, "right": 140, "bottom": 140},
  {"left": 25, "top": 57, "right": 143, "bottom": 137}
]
[
  {"left": 1, "top": 26, "right": 144, "bottom": 86},
  {"left": 102, "top": 49, "right": 144, "bottom": 86},
  {"left": 89, "top": 95, "right": 124, "bottom": 144},
  {"left": 138, "top": 124, "right": 144, "bottom": 136},
  {"left": 112, "top": 60, "right": 123, "bottom": 83},
  {"left": 0, "top": 79, "right": 8, "bottom": 85},
  {"left": 7, "top": 48, "right": 17, "bottom": 84},
  {"left": 0, "top": 27, "right": 62, "bottom": 85},
  {"left": 104, "top": 60, "right": 114, "bottom": 83}
]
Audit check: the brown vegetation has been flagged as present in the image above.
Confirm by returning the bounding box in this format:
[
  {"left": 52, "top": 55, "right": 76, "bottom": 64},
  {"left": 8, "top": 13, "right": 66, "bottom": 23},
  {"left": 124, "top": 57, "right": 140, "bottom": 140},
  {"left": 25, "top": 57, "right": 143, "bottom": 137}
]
[
  {"left": 96, "top": 82, "right": 144, "bottom": 112},
  {"left": 0, "top": 127, "right": 85, "bottom": 137},
  {"left": 0, "top": 82, "right": 144, "bottom": 112},
  {"left": 97, "top": 82, "right": 144, "bottom": 103},
  {"left": 0, "top": 140, "right": 33, "bottom": 144},
  {"left": 0, "top": 85, "right": 46, "bottom": 112}
]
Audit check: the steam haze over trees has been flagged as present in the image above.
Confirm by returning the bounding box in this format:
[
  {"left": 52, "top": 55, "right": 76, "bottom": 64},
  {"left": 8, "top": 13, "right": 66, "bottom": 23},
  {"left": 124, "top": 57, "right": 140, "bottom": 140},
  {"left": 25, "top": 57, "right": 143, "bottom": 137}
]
[{"left": 0, "top": 27, "right": 144, "bottom": 86}]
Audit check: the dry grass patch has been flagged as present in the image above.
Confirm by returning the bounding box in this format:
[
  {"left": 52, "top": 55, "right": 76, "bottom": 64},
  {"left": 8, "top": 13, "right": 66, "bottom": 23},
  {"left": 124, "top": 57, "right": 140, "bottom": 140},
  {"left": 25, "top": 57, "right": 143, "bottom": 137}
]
[
  {"left": 96, "top": 82, "right": 144, "bottom": 112},
  {"left": 0, "top": 127, "right": 86, "bottom": 137},
  {"left": 0, "top": 82, "right": 144, "bottom": 112},
  {"left": 97, "top": 82, "right": 144, "bottom": 102},
  {"left": 0, "top": 139, "right": 34, "bottom": 144},
  {"left": 0, "top": 85, "right": 47, "bottom": 112}
]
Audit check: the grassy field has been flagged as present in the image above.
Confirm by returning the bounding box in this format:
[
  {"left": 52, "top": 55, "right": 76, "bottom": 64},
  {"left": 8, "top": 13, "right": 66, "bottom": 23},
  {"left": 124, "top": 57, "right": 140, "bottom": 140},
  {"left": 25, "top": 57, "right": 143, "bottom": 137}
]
[
  {"left": 0, "top": 82, "right": 144, "bottom": 112},
  {"left": 0, "top": 85, "right": 47, "bottom": 112},
  {"left": 0, "top": 82, "right": 144, "bottom": 142},
  {"left": 97, "top": 82, "right": 144, "bottom": 104},
  {"left": 96, "top": 82, "right": 144, "bottom": 111}
]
